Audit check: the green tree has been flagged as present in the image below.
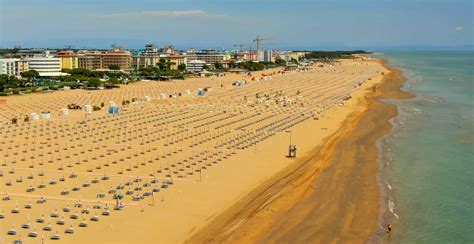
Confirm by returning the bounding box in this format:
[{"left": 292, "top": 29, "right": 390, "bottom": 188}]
[
  {"left": 202, "top": 64, "right": 209, "bottom": 70},
  {"left": 228, "top": 61, "right": 237, "bottom": 69},
  {"left": 167, "top": 61, "right": 175, "bottom": 70},
  {"left": 108, "top": 77, "right": 121, "bottom": 84},
  {"left": 157, "top": 58, "right": 171, "bottom": 71},
  {"left": 88, "top": 78, "right": 102, "bottom": 87},
  {"left": 177, "top": 63, "right": 186, "bottom": 71},
  {"left": 21, "top": 70, "right": 40, "bottom": 81},
  {"left": 275, "top": 58, "right": 286, "bottom": 66},
  {"left": 108, "top": 64, "right": 120, "bottom": 70},
  {"left": 213, "top": 62, "right": 223, "bottom": 70},
  {"left": 61, "top": 68, "right": 72, "bottom": 73}
]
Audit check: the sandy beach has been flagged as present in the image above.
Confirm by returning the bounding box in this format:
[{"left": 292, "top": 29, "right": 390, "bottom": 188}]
[
  {"left": 0, "top": 57, "right": 389, "bottom": 243},
  {"left": 187, "top": 58, "right": 414, "bottom": 243}
]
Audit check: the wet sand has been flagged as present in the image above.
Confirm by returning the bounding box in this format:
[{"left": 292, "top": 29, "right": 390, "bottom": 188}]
[{"left": 187, "top": 58, "right": 414, "bottom": 243}]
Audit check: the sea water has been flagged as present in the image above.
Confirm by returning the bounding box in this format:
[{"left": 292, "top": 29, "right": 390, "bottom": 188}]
[{"left": 377, "top": 51, "right": 474, "bottom": 243}]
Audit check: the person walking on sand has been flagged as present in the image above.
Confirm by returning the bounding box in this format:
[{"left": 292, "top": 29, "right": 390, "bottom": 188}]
[{"left": 387, "top": 224, "right": 392, "bottom": 233}]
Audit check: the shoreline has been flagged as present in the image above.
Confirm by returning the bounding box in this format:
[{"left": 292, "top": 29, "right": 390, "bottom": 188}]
[
  {"left": 370, "top": 59, "right": 415, "bottom": 243},
  {"left": 187, "top": 57, "right": 413, "bottom": 243}
]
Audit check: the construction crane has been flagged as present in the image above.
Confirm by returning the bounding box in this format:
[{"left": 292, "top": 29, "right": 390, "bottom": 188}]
[
  {"left": 253, "top": 36, "right": 273, "bottom": 52},
  {"left": 233, "top": 43, "right": 251, "bottom": 52}
]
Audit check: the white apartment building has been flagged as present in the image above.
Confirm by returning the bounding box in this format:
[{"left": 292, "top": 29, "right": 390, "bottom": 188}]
[
  {"left": 258, "top": 50, "right": 273, "bottom": 62},
  {"left": 185, "top": 51, "right": 230, "bottom": 64},
  {"left": 0, "top": 59, "right": 19, "bottom": 76},
  {"left": 0, "top": 58, "right": 29, "bottom": 77},
  {"left": 187, "top": 60, "right": 206, "bottom": 73},
  {"left": 26, "top": 56, "right": 62, "bottom": 77}
]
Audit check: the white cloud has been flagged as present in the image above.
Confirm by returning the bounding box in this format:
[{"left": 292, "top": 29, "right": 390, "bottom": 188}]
[
  {"left": 97, "top": 10, "right": 227, "bottom": 19},
  {"left": 455, "top": 26, "right": 464, "bottom": 32}
]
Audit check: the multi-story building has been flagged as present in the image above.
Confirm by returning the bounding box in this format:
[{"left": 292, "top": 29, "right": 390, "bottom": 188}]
[
  {"left": 16, "top": 60, "right": 29, "bottom": 75},
  {"left": 101, "top": 49, "right": 132, "bottom": 70},
  {"left": 145, "top": 44, "right": 158, "bottom": 53},
  {"left": 274, "top": 51, "right": 291, "bottom": 62},
  {"left": 273, "top": 51, "right": 305, "bottom": 62},
  {"left": 131, "top": 44, "right": 161, "bottom": 69},
  {"left": 77, "top": 55, "right": 99, "bottom": 70},
  {"left": 17, "top": 49, "right": 57, "bottom": 59},
  {"left": 290, "top": 52, "right": 305, "bottom": 61},
  {"left": 258, "top": 50, "right": 273, "bottom": 62},
  {"left": 77, "top": 49, "right": 132, "bottom": 70},
  {"left": 185, "top": 50, "right": 230, "bottom": 64},
  {"left": 0, "top": 58, "right": 20, "bottom": 76},
  {"left": 159, "top": 45, "right": 175, "bottom": 54},
  {"left": 26, "top": 55, "right": 62, "bottom": 77},
  {"left": 132, "top": 54, "right": 160, "bottom": 69},
  {"left": 243, "top": 51, "right": 258, "bottom": 62},
  {"left": 186, "top": 60, "right": 206, "bottom": 73},
  {"left": 56, "top": 50, "right": 78, "bottom": 69},
  {"left": 162, "top": 54, "right": 186, "bottom": 70},
  {"left": 132, "top": 44, "right": 186, "bottom": 70}
]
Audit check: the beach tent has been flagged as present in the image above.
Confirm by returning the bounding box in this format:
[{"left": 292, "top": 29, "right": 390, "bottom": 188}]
[
  {"left": 197, "top": 88, "right": 205, "bottom": 96},
  {"left": 108, "top": 106, "right": 120, "bottom": 115}
]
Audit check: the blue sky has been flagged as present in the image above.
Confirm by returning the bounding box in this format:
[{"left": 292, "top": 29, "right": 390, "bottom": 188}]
[{"left": 0, "top": 0, "right": 472, "bottom": 50}]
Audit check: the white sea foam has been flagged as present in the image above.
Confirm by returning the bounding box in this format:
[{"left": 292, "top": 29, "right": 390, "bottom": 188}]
[{"left": 388, "top": 199, "right": 396, "bottom": 213}]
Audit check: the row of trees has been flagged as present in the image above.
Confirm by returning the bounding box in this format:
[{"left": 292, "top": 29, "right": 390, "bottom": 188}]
[
  {"left": 0, "top": 74, "right": 74, "bottom": 95},
  {"left": 1, "top": 70, "right": 43, "bottom": 93},
  {"left": 304, "top": 50, "right": 370, "bottom": 60},
  {"left": 0, "top": 66, "right": 130, "bottom": 95},
  {"left": 210, "top": 59, "right": 290, "bottom": 72},
  {"left": 132, "top": 58, "right": 186, "bottom": 80}
]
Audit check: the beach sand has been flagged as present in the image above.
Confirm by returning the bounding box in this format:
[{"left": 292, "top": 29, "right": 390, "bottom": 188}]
[
  {"left": 187, "top": 58, "right": 413, "bottom": 243},
  {"left": 0, "top": 57, "right": 389, "bottom": 243}
]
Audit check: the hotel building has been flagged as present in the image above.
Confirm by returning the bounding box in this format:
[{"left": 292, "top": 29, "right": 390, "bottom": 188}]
[
  {"left": 131, "top": 44, "right": 161, "bottom": 69},
  {"left": 56, "top": 50, "right": 78, "bottom": 69},
  {"left": 77, "top": 49, "right": 132, "bottom": 70},
  {"left": 26, "top": 54, "right": 62, "bottom": 77},
  {"left": 185, "top": 50, "right": 230, "bottom": 64}
]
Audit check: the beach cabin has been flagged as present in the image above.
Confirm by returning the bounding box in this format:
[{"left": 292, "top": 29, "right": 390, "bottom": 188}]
[
  {"left": 235, "top": 80, "right": 245, "bottom": 87},
  {"left": 84, "top": 105, "right": 93, "bottom": 114},
  {"left": 61, "top": 108, "right": 69, "bottom": 116},
  {"left": 31, "top": 113, "right": 39, "bottom": 120},
  {"left": 41, "top": 111, "right": 51, "bottom": 119},
  {"left": 109, "top": 101, "right": 117, "bottom": 107}
]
